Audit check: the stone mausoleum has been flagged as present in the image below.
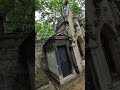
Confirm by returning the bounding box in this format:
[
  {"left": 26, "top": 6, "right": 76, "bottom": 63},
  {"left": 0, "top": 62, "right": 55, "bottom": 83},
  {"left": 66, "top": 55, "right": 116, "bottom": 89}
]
[
  {"left": 86, "top": 0, "right": 120, "bottom": 90},
  {"left": 44, "top": 3, "right": 85, "bottom": 85},
  {"left": 0, "top": 7, "right": 35, "bottom": 90}
]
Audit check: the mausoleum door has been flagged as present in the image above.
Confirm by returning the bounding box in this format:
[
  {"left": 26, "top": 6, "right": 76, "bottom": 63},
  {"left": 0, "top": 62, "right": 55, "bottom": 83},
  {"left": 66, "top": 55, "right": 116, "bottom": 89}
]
[{"left": 57, "top": 45, "right": 72, "bottom": 77}]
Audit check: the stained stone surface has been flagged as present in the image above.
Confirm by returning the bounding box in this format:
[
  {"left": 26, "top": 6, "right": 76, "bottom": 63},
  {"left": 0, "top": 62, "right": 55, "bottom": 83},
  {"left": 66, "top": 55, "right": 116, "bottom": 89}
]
[
  {"left": 0, "top": 36, "right": 31, "bottom": 90},
  {"left": 35, "top": 40, "right": 48, "bottom": 71},
  {"left": 35, "top": 40, "right": 49, "bottom": 89},
  {"left": 35, "top": 69, "right": 49, "bottom": 89}
]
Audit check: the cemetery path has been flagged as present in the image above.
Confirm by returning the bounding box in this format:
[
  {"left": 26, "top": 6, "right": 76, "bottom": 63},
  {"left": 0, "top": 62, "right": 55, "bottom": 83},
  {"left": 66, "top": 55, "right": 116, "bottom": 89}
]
[
  {"left": 64, "top": 71, "right": 85, "bottom": 90},
  {"left": 36, "top": 71, "right": 85, "bottom": 90}
]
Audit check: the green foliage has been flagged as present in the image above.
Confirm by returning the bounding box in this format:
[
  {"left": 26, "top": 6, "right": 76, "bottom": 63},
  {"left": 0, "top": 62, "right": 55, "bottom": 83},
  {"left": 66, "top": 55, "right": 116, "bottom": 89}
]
[
  {"left": 0, "top": 0, "right": 14, "bottom": 11},
  {"left": 35, "top": 0, "right": 41, "bottom": 11},
  {"left": 0, "top": 0, "right": 34, "bottom": 33},
  {"left": 35, "top": 22, "right": 54, "bottom": 40},
  {"left": 35, "top": 0, "right": 84, "bottom": 40}
]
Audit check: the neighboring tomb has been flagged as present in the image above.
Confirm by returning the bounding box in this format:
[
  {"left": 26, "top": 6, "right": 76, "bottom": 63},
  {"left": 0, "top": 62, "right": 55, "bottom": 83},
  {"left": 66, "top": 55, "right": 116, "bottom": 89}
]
[
  {"left": 86, "top": 0, "right": 120, "bottom": 90},
  {"left": 0, "top": 10, "right": 35, "bottom": 89}
]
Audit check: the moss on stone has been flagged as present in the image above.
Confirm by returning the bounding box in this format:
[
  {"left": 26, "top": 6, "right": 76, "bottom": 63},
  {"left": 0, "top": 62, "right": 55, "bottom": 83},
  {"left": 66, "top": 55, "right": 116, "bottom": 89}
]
[
  {"left": 35, "top": 69, "right": 46, "bottom": 80},
  {"left": 35, "top": 69, "right": 49, "bottom": 88}
]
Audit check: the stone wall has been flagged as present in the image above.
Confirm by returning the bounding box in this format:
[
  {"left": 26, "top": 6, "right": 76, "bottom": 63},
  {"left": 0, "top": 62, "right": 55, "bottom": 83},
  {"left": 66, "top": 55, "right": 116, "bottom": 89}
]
[
  {"left": 0, "top": 39, "right": 18, "bottom": 89},
  {"left": 0, "top": 35, "right": 31, "bottom": 90},
  {"left": 35, "top": 40, "right": 49, "bottom": 89},
  {"left": 35, "top": 40, "right": 48, "bottom": 71},
  {"left": 35, "top": 40, "right": 42, "bottom": 71}
]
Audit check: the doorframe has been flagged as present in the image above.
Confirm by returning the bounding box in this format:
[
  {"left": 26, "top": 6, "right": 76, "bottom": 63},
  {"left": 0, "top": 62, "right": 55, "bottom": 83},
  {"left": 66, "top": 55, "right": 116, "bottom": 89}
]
[{"left": 55, "top": 43, "right": 76, "bottom": 79}]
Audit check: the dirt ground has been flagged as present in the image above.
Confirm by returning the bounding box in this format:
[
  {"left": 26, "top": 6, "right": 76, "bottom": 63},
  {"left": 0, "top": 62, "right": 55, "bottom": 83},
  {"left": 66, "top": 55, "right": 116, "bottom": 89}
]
[
  {"left": 64, "top": 72, "right": 85, "bottom": 90},
  {"left": 36, "top": 71, "right": 85, "bottom": 90},
  {"left": 65, "top": 78, "right": 85, "bottom": 90}
]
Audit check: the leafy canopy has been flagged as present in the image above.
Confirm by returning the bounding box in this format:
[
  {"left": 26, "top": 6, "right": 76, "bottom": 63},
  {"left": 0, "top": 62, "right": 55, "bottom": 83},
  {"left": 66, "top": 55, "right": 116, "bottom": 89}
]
[
  {"left": 0, "top": 0, "right": 34, "bottom": 33},
  {"left": 35, "top": 0, "right": 84, "bottom": 40}
]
